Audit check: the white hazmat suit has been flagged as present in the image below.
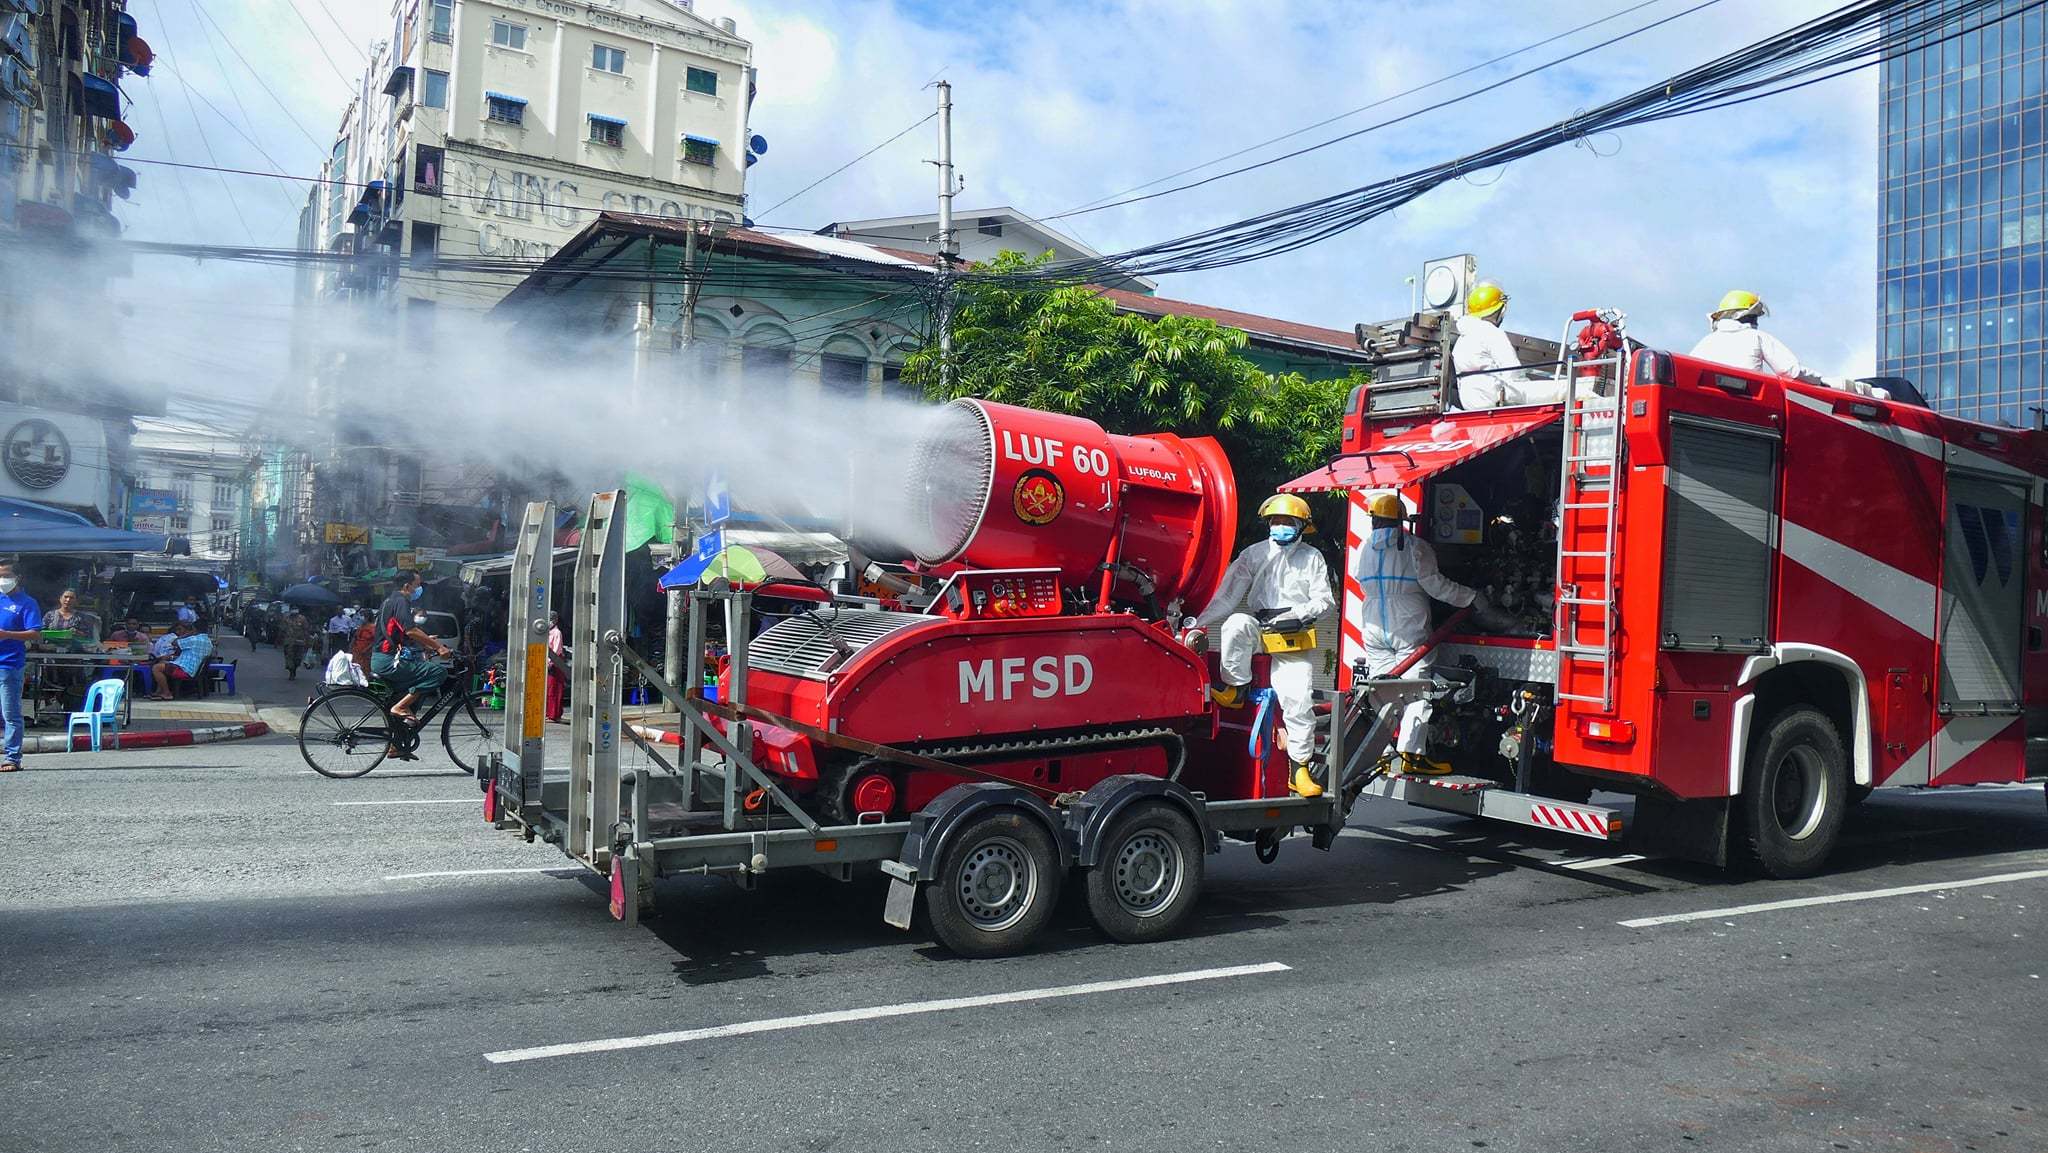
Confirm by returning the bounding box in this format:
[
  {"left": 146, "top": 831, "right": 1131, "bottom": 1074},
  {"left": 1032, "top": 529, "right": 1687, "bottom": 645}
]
[
  {"left": 1196, "top": 536, "right": 1335, "bottom": 766},
  {"left": 1452, "top": 314, "right": 1567, "bottom": 410},
  {"left": 1690, "top": 319, "right": 1891, "bottom": 399},
  {"left": 1354, "top": 524, "right": 1477, "bottom": 756}
]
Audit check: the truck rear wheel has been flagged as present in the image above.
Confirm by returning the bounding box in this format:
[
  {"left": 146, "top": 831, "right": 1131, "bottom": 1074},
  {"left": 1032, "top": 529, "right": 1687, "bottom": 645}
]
[
  {"left": 1737, "top": 706, "right": 1847, "bottom": 878},
  {"left": 925, "top": 810, "right": 1061, "bottom": 958},
  {"left": 1083, "top": 802, "right": 1203, "bottom": 944}
]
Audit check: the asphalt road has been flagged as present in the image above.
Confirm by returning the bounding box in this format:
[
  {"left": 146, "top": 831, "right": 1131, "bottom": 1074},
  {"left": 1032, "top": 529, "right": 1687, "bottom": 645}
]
[{"left": 4, "top": 736, "right": 2046, "bottom": 1153}]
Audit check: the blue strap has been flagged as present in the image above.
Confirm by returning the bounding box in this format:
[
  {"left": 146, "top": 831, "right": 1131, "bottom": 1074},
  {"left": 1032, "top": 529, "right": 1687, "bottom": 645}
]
[{"left": 1248, "top": 687, "right": 1279, "bottom": 757}]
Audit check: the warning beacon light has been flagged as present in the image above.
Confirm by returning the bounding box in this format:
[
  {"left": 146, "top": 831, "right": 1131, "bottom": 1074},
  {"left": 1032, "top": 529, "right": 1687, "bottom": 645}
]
[{"left": 862, "top": 399, "right": 1238, "bottom": 614}]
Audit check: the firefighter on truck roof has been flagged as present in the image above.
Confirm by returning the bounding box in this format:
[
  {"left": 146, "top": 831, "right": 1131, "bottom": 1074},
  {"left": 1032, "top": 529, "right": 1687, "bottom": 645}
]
[
  {"left": 1356, "top": 492, "right": 1486, "bottom": 775},
  {"left": 1690, "top": 290, "right": 1890, "bottom": 399},
  {"left": 1451, "top": 280, "right": 1567, "bottom": 410},
  {"left": 1187, "top": 494, "right": 1334, "bottom": 798}
]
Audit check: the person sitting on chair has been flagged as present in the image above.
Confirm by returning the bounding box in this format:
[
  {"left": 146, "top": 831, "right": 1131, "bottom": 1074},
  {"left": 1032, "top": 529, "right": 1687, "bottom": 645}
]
[{"left": 147, "top": 621, "right": 213, "bottom": 700}]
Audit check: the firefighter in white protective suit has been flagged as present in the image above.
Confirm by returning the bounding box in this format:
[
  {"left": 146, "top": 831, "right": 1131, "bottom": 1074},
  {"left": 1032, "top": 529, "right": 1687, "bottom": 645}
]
[
  {"left": 1355, "top": 492, "right": 1485, "bottom": 773},
  {"left": 1690, "top": 290, "right": 1889, "bottom": 399},
  {"left": 1451, "top": 280, "right": 1567, "bottom": 410},
  {"left": 1189, "top": 494, "right": 1334, "bottom": 798}
]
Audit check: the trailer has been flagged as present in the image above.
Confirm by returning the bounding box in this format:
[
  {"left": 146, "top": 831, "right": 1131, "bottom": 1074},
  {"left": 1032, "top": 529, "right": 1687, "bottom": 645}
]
[{"left": 480, "top": 400, "right": 1620, "bottom": 957}]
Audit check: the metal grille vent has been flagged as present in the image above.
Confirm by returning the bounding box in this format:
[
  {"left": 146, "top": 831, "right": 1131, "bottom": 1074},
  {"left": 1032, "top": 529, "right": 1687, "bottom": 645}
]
[
  {"left": 747, "top": 608, "right": 934, "bottom": 680},
  {"left": 903, "top": 400, "right": 993, "bottom": 564}
]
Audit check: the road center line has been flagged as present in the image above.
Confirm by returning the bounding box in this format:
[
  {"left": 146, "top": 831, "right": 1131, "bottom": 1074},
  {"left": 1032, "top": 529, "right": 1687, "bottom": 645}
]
[
  {"left": 1619, "top": 868, "right": 2048, "bottom": 928},
  {"left": 483, "top": 961, "right": 1293, "bottom": 1065},
  {"left": 336, "top": 798, "right": 476, "bottom": 806},
  {"left": 384, "top": 867, "right": 584, "bottom": 881}
]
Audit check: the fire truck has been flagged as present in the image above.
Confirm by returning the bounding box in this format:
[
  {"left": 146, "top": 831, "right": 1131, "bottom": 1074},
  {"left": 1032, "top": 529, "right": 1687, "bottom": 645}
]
[{"left": 482, "top": 308, "right": 2048, "bottom": 957}]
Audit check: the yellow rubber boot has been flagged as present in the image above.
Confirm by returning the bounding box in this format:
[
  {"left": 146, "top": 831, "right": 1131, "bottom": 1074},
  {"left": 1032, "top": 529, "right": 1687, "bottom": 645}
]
[
  {"left": 1290, "top": 763, "right": 1324, "bottom": 798},
  {"left": 1400, "top": 752, "right": 1455, "bottom": 776},
  {"left": 1209, "top": 683, "right": 1247, "bottom": 709}
]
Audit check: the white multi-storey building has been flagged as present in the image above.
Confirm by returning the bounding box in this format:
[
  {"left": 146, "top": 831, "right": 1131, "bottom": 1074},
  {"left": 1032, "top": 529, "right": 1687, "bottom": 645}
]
[{"left": 301, "top": 0, "right": 755, "bottom": 313}]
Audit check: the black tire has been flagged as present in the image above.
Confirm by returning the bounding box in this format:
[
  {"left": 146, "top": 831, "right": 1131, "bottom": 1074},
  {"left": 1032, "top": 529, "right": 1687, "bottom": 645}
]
[
  {"left": 441, "top": 690, "right": 503, "bottom": 776},
  {"left": 299, "top": 688, "right": 393, "bottom": 779},
  {"left": 1736, "top": 706, "right": 1848, "bottom": 878},
  {"left": 925, "top": 810, "right": 1062, "bottom": 958},
  {"left": 1083, "top": 801, "right": 1204, "bottom": 944}
]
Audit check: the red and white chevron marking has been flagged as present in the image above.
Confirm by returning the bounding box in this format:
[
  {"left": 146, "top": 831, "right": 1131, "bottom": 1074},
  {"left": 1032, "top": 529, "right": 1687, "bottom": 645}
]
[
  {"left": 628, "top": 723, "right": 681, "bottom": 747},
  {"left": 1529, "top": 803, "right": 1611, "bottom": 837}
]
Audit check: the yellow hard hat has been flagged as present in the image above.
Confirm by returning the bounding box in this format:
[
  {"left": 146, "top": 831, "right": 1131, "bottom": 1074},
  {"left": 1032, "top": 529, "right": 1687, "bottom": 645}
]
[
  {"left": 1257, "top": 494, "right": 1311, "bottom": 523},
  {"left": 1365, "top": 492, "right": 1405, "bottom": 520},
  {"left": 1465, "top": 280, "right": 1507, "bottom": 320},
  {"left": 1711, "top": 289, "right": 1768, "bottom": 322}
]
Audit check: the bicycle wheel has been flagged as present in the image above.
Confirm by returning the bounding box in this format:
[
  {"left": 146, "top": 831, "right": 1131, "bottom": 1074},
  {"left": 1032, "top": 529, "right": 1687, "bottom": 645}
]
[
  {"left": 441, "top": 689, "right": 504, "bottom": 776},
  {"left": 299, "top": 688, "right": 393, "bottom": 779}
]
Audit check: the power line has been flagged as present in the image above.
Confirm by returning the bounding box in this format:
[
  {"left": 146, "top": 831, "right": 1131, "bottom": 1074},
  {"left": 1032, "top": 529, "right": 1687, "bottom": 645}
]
[
  {"left": 1041, "top": 0, "right": 1727, "bottom": 224},
  {"left": 145, "top": 0, "right": 256, "bottom": 245},
  {"left": 190, "top": 0, "right": 328, "bottom": 151},
  {"left": 307, "top": 0, "right": 369, "bottom": 64},
  {"left": 752, "top": 112, "right": 936, "bottom": 223},
  {"left": 185, "top": 0, "right": 300, "bottom": 215},
  {"left": 1057, "top": 0, "right": 1688, "bottom": 216},
  {"left": 283, "top": 0, "right": 359, "bottom": 90}
]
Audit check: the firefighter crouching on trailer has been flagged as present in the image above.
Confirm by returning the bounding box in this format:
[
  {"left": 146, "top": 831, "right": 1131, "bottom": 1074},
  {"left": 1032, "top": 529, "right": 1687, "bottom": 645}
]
[
  {"left": 1452, "top": 280, "right": 1567, "bottom": 410},
  {"left": 1356, "top": 492, "right": 1485, "bottom": 775},
  {"left": 1185, "top": 494, "right": 1334, "bottom": 798},
  {"left": 1690, "top": 290, "right": 1890, "bottom": 399}
]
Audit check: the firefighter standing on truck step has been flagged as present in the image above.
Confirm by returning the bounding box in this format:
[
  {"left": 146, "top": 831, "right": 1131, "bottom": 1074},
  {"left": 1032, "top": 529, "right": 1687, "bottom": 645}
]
[
  {"left": 1356, "top": 492, "right": 1486, "bottom": 775},
  {"left": 1187, "top": 494, "right": 1334, "bottom": 798}
]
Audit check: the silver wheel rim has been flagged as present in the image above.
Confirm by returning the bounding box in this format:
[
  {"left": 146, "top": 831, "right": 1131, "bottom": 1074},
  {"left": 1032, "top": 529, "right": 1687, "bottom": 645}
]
[
  {"left": 1773, "top": 745, "right": 1828, "bottom": 841},
  {"left": 1114, "top": 829, "right": 1183, "bottom": 918},
  {"left": 957, "top": 836, "right": 1036, "bottom": 931}
]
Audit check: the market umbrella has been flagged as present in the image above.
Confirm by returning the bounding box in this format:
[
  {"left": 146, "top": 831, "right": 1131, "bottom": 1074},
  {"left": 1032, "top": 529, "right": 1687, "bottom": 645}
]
[
  {"left": 280, "top": 582, "right": 344, "bottom": 607},
  {"left": 658, "top": 544, "right": 804, "bottom": 590}
]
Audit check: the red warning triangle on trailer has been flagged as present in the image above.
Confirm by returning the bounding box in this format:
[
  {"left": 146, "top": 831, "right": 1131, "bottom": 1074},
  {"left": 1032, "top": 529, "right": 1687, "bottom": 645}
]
[{"left": 1280, "top": 408, "right": 1562, "bottom": 493}]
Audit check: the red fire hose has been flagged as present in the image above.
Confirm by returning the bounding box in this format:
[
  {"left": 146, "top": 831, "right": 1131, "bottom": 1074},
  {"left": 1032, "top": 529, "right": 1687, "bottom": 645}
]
[{"left": 1383, "top": 608, "right": 1473, "bottom": 678}]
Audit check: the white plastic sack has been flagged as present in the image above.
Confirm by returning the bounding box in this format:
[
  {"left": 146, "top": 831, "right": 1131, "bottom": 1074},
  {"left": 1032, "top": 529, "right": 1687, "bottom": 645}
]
[{"left": 324, "top": 651, "right": 367, "bottom": 687}]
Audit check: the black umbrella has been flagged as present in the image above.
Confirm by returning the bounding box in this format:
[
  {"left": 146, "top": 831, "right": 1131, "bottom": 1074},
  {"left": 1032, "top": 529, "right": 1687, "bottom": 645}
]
[{"left": 280, "top": 582, "right": 343, "bottom": 607}]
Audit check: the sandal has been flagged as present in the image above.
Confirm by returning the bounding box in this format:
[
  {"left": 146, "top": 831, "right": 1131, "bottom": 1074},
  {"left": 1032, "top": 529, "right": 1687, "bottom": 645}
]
[{"left": 0, "top": 762, "right": 20, "bottom": 772}]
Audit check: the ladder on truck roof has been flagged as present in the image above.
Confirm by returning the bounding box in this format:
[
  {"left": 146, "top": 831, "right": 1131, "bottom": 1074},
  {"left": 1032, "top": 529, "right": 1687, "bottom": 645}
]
[{"left": 1552, "top": 311, "right": 1629, "bottom": 713}]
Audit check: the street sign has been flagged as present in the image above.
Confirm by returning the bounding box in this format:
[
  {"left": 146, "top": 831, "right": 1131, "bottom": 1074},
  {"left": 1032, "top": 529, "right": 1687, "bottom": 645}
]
[
  {"left": 705, "top": 473, "right": 731, "bottom": 526},
  {"left": 660, "top": 528, "right": 725, "bottom": 589}
]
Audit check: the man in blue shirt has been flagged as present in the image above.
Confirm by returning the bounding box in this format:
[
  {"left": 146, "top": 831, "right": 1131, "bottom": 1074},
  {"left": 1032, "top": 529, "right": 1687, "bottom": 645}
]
[{"left": 0, "top": 559, "right": 45, "bottom": 771}]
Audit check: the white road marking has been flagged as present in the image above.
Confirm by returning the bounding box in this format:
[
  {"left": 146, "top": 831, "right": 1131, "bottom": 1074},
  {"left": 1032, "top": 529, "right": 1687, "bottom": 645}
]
[
  {"left": 335, "top": 798, "right": 476, "bottom": 807},
  {"left": 483, "top": 961, "right": 1294, "bottom": 1065},
  {"left": 1619, "top": 868, "right": 2048, "bottom": 928},
  {"left": 299, "top": 768, "right": 468, "bottom": 778},
  {"left": 383, "top": 867, "right": 583, "bottom": 881},
  {"left": 1558, "top": 854, "right": 1648, "bottom": 871}
]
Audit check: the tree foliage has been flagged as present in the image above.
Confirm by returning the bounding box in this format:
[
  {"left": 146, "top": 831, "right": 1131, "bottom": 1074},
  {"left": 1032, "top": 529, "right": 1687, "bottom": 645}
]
[{"left": 905, "top": 251, "right": 1363, "bottom": 543}]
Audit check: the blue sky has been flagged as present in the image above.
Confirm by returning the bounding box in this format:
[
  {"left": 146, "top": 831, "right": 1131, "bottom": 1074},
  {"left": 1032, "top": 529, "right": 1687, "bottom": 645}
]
[{"left": 110, "top": 0, "right": 1882, "bottom": 382}]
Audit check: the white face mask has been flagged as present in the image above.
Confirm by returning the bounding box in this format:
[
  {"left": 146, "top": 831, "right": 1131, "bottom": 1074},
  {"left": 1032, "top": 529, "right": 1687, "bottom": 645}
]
[{"left": 0, "top": 578, "right": 19, "bottom": 594}]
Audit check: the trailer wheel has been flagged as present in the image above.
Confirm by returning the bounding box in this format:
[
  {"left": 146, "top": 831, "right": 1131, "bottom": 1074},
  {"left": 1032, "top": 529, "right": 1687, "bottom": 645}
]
[
  {"left": 1737, "top": 706, "right": 1847, "bottom": 878},
  {"left": 1083, "top": 802, "right": 1204, "bottom": 944},
  {"left": 925, "top": 810, "right": 1061, "bottom": 958}
]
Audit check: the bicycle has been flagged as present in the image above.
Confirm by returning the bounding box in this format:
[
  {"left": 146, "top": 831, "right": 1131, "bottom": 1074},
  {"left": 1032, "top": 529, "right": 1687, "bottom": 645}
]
[{"left": 297, "top": 654, "right": 505, "bottom": 779}]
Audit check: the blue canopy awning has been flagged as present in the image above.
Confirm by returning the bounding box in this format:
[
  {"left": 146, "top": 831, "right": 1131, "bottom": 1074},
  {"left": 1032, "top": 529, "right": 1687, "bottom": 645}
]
[
  {"left": 80, "top": 74, "right": 120, "bottom": 120},
  {"left": 588, "top": 113, "right": 626, "bottom": 127},
  {"left": 683, "top": 133, "right": 719, "bottom": 147},
  {"left": 483, "top": 91, "right": 527, "bottom": 104},
  {"left": 0, "top": 498, "right": 168, "bottom": 555}
]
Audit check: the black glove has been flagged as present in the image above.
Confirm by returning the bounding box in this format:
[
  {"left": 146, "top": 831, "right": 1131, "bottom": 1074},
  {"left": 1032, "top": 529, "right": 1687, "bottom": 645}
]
[{"left": 1261, "top": 613, "right": 1307, "bottom": 633}]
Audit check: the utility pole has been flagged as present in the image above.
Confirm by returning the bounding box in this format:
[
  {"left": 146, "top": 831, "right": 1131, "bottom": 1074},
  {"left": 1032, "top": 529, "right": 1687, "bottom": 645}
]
[{"left": 935, "top": 80, "right": 959, "bottom": 388}]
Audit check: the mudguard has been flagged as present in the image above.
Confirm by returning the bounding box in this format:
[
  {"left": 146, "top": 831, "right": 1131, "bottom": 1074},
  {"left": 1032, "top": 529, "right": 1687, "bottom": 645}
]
[
  {"left": 1062, "top": 775, "right": 1215, "bottom": 867},
  {"left": 891, "top": 782, "right": 1070, "bottom": 881}
]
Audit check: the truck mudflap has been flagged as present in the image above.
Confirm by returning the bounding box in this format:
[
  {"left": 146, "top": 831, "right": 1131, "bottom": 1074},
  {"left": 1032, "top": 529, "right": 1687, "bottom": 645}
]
[{"left": 1357, "top": 770, "right": 1622, "bottom": 841}]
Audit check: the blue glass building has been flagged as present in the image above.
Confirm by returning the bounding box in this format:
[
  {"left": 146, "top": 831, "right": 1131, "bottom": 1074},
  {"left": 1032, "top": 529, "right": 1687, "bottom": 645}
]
[{"left": 1879, "top": 2, "right": 2048, "bottom": 423}]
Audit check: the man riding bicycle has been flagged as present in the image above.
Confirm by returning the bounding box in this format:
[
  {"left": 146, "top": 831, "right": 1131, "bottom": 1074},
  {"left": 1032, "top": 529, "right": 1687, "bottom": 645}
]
[{"left": 372, "top": 570, "right": 453, "bottom": 722}]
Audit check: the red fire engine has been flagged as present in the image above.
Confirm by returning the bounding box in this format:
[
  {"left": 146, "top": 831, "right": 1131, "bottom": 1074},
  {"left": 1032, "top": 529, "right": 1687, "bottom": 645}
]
[
  {"left": 480, "top": 309, "right": 2048, "bottom": 956},
  {"left": 1289, "top": 309, "right": 2048, "bottom": 876}
]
